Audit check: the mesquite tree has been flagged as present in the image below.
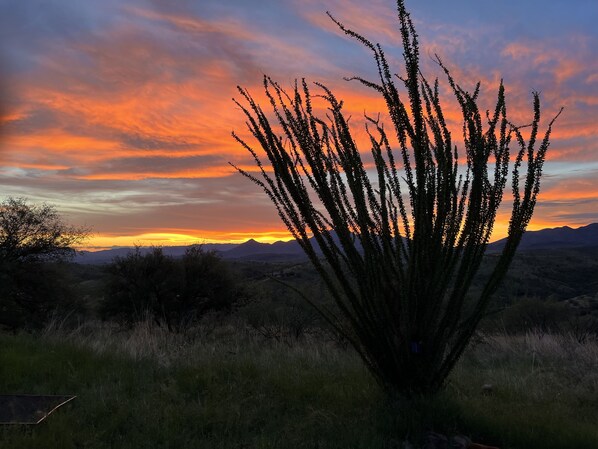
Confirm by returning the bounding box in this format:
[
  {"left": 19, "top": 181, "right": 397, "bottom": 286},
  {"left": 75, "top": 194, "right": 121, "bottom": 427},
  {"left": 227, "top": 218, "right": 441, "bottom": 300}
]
[{"left": 231, "top": 0, "right": 561, "bottom": 397}]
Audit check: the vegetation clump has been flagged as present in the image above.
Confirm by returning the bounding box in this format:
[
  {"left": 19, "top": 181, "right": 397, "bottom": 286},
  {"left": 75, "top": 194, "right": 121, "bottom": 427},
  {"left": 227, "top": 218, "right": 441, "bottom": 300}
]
[
  {"left": 101, "top": 246, "right": 240, "bottom": 331},
  {"left": 232, "top": 0, "right": 562, "bottom": 396}
]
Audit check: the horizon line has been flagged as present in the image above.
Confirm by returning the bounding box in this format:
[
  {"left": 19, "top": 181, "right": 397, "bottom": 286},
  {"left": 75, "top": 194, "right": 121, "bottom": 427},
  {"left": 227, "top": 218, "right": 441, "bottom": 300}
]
[{"left": 76, "top": 222, "right": 597, "bottom": 252}]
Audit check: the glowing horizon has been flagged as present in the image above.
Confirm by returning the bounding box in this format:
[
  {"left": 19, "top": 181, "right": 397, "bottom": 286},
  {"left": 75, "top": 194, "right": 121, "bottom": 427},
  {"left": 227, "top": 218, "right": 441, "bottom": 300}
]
[
  {"left": 79, "top": 216, "right": 585, "bottom": 252},
  {"left": 81, "top": 230, "right": 297, "bottom": 251}
]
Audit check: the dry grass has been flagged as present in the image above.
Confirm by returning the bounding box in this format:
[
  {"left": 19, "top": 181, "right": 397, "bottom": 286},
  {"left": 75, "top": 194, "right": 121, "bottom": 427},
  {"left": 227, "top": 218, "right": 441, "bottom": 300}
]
[
  {"left": 41, "top": 317, "right": 360, "bottom": 372},
  {"left": 454, "top": 332, "right": 598, "bottom": 402},
  {"left": 44, "top": 318, "right": 598, "bottom": 375}
]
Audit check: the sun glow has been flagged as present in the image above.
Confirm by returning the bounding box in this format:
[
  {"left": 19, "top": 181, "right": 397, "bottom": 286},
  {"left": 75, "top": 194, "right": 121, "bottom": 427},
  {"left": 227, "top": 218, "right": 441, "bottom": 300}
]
[
  {"left": 79, "top": 220, "right": 538, "bottom": 252},
  {"left": 80, "top": 230, "right": 296, "bottom": 251}
]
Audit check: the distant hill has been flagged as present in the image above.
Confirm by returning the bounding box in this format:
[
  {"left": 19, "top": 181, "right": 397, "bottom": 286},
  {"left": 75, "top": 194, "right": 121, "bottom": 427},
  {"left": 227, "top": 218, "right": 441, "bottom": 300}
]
[
  {"left": 489, "top": 223, "right": 598, "bottom": 252},
  {"left": 220, "top": 231, "right": 362, "bottom": 262},
  {"left": 73, "top": 232, "right": 351, "bottom": 264},
  {"left": 220, "top": 239, "right": 306, "bottom": 261}
]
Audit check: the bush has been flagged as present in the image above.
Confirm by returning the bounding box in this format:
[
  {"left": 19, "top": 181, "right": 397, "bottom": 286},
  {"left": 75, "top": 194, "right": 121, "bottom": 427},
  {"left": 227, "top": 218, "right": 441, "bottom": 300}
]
[
  {"left": 0, "top": 197, "right": 88, "bottom": 331},
  {"left": 241, "top": 280, "right": 323, "bottom": 345},
  {"left": 499, "top": 297, "right": 571, "bottom": 334},
  {"left": 101, "top": 246, "right": 239, "bottom": 330},
  {"left": 481, "top": 296, "right": 598, "bottom": 341},
  {"left": 231, "top": 0, "right": 561, "bottom": 397},
  {"left": 0, "top": 259, "right": 81, "bottom": 331}
]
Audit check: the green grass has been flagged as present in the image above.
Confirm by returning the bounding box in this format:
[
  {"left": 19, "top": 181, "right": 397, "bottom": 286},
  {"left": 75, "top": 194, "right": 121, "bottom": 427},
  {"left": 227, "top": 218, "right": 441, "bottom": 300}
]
[{"left": 1, "top": 323, "right": 597, "bottom": 448}]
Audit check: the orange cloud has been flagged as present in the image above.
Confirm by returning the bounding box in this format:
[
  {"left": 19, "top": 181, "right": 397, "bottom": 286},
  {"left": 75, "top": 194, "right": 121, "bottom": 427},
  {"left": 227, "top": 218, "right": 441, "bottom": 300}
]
[
  {"left": 541, "top": 180, "right": 598, "bottom": 202},
  {"left": 74, "top": 164, "right": 259, "bottom": 181}
]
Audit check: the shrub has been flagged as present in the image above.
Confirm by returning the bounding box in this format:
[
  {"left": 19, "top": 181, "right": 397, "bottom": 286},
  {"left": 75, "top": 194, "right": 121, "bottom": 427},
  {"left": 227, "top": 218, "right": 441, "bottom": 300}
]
[
  {"left": 499, "top": 297, "right": 571, "bottom": 334},
  {"left": 101, "top": 246, "right": 239, "bottom": 331},
  {"left": 241, "top": 279, "right": 323, "bottom": 344},
  {"left": 232, "top": 0, "right": 561, "bottom": 397}
]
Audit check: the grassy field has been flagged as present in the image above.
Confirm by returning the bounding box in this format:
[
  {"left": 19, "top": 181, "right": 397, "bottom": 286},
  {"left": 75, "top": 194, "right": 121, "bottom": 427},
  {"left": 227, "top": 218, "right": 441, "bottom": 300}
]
[{"left": 1, "top": 321, "right": 597, "bottom": 448}]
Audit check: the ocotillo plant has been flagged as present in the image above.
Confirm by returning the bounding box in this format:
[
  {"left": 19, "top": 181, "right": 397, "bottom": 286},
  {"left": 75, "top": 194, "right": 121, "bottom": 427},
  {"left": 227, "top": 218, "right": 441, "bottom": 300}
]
[{"left": 231, "top": 0, "right": 561, "bottom": 397}]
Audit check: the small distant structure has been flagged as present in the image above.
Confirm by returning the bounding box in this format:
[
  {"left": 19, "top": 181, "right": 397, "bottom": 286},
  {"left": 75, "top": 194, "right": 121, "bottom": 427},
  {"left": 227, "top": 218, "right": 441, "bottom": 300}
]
[{"left": 0, "top": 395, "right": 76, "bottom": 425}]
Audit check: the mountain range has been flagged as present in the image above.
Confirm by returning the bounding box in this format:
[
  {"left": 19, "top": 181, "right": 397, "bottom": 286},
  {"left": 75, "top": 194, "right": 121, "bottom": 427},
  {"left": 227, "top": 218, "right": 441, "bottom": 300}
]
[
  {"left": 74, "top": 223, "right": 598, "bottom": 264},
  {"left": 488, "top": 223, "right": 598, "bottom": 252}
]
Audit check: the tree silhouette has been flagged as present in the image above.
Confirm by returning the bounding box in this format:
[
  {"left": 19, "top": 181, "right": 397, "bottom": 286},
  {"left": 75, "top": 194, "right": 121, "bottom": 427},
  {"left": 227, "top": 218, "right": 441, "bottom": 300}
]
[
  {"left": 0, "top": 197, "right": 89, "bottom": 330},
  {"left": 0, "top": 197, "right": 88, "bottom": 263},
  {"left": 232, "top": 0, "right": 561, "bottom": 397}
]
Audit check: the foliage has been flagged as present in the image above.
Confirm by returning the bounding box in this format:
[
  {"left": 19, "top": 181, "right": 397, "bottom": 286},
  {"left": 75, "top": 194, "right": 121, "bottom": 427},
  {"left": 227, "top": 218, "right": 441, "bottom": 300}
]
[
  {"left": 101, "top": 246, "right": 239, "bottom": 330},
  {"left": 0, "top": 197, "right": 88, "bottom": 263},
  {"left": 0, "top": 197, "right": 88, "bottom": 331},
  {"left": 241, "top": 280, "right": 324, "bottom": 345},
  {"left": 0, "top": 260, "right": 82, "bottom": 331},
  {"left": 499, "top": 297, "right": 572, "bottom": 334},
  {"left": 493, "top": 248, "right": 598, "bottom": 300},
  {"left": 232, "top": 0, "right": 561, "bottom": 396},
  {"left": 478, "top": 295, "right": 598, "bottom": 341}
]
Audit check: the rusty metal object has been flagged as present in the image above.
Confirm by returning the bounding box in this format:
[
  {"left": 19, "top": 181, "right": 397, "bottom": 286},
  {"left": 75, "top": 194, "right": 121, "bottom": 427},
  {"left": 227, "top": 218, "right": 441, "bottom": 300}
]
[{"left": 0, "top": 394, "right": 76, "bottom": 425}]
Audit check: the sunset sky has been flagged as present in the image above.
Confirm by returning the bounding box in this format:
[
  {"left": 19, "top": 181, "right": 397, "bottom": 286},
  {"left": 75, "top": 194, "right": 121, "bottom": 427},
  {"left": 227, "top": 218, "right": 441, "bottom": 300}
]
[{"left": 0, "top": 0, "right": 596, "bottom": 249}]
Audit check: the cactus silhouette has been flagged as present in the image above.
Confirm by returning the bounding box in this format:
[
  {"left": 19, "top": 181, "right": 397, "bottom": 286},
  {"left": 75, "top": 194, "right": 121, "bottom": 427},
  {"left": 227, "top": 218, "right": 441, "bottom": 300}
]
[{"left": 232, "top": 0, "right": 561, "bottom": 396}]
